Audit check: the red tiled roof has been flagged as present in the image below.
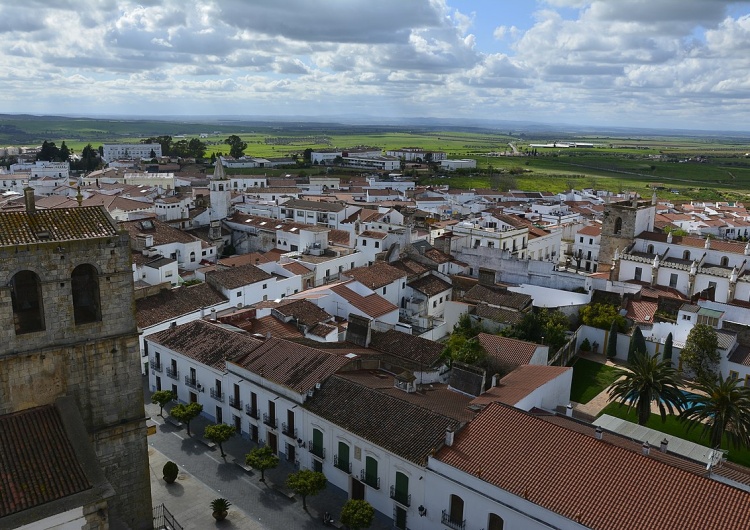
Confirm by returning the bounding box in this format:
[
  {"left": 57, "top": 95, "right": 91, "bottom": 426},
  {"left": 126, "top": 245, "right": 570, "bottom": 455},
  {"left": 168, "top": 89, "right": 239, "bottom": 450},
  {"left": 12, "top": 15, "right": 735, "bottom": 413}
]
[
  {"left": 231, "top": 337, "right": 351, "bottom": 393},
  {"left": 477, "top": 333, "right": 540, "bottom": 369},
  {"left": 281, "top": 261, "right": 312, "bottom": 276},
  {"left": 0, "top": 206, "right": 118, "bottom": 246},
  {"left": 148, "top": 319, "right": 263, "bottom": 370},
  {"left": 205, "top": 263, "right": 273, "bottom": 290},
  {"left": 0, "top": 405, "right": 91, "bottom": 517},
  {"left": 637, "top": 231, "right": 747, "bottom": 253},
  {"left": 330, "top": 281, "right": 398, "bottom": 318},
  {"left": 343, "top": 261, "right": 407, "bottom": 290},
  {"left": 626, "top": 299, "right": 658, "bottom": 324},
  {"left": 408, "top": 274, "right": 452, "bottom": 297},
  {"left": 369, "top": 329, "right": 444, "bottom": 367},
  {"left": 470, "top": 365, "right": 571, "bottom": 407},
  {"left": 577, "top": 224, "right": 602, "bottom": 236},
  {"left": 436, "top": 403, "right": 750, "bottom": 530},
  {"left": 136, "top": 283, "right": 228, "bottom": 328}
]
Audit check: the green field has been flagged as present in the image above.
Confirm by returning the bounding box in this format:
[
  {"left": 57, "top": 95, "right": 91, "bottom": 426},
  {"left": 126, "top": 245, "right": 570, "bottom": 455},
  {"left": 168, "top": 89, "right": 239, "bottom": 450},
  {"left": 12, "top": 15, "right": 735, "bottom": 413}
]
[{"left": 3, "top": 114, "right": 750, "bottom": 200}]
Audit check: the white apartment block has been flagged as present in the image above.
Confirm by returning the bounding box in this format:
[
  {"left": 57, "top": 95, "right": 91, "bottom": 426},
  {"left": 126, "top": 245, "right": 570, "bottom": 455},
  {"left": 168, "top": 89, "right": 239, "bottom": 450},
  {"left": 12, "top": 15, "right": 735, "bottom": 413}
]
[{"left": 102, "top": 143, "right": 162, "bottom": 163}]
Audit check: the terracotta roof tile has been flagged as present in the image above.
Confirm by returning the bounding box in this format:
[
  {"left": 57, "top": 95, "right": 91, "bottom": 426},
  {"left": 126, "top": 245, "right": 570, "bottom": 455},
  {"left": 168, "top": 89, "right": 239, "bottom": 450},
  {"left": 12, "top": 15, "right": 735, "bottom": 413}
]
[
  {"left": 369, "top": 329, "right": 444, "bottom": 367},
  {"left": 625, "top": 299, "right": 658, "bottom": 324},
  {"left": 230, "top": 337, "right": 351, "bottom": 393},
  {"left": 390, "top": 258, "right": 429, "bottom": 279},
  {"left": 306, "top": 376, "right": 461, "bottom": 464},
  {"left": 470, "top": 365, "right": 571, "bottom": 407},
  {"left": 0, "top": 206, "right": 118, "bottom": 246},
  {"left": 577, "top": 224, "right": 602, "bottom": 236},
  {"left": 0, "top": 405, "right": 91, "bottom": 517},
  {"left": 477, "top": 333, "right": 541, "bottom": 369},
  {"left": 343, "top": 261, "right": 407, "bottom": 290},
  {"left": 463, "top": 284, "right": 532, "bottom": 310},
  {"left": 148, "top": 319, "right": 263, "bottom": 370},
  {"left": 136, "top": 283, "right": 228, "bottom": 328},
  {"left": 120, "top": 217, "right": 200, "bottom": 246},
  {"left": 273, "top": 298, "right": 333, "bottom": 327},
  {"left": 474, "top": 303, "right": 525, "bottom": 324},
  {"left": 206, "top": 263, "right": 273, "bottom": 290},
  {"left": 408, "top": 274, "right": 452, "bottom": 297},
  {"left": 436, "top": 403, "right": 750, "bottom": 530},
  {"left": 330, "top": 281, "right": 398, "bottom": 318},
  {"left": 328, "top": 229, "right": 351, "bottom": 246}
]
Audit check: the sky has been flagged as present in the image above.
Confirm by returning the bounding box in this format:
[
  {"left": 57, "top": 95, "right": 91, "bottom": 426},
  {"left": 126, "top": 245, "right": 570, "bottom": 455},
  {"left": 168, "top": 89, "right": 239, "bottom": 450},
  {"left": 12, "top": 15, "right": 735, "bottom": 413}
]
[{"left": 3, "top": 0, "right": 750, "bottom": 131}]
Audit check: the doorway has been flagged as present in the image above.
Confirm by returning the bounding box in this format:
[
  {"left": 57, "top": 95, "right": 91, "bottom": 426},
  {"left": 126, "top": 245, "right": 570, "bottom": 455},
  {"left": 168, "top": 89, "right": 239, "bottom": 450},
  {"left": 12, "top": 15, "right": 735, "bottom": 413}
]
[{"left": 351, "top": 478, "right": 365, "bottom": 500}]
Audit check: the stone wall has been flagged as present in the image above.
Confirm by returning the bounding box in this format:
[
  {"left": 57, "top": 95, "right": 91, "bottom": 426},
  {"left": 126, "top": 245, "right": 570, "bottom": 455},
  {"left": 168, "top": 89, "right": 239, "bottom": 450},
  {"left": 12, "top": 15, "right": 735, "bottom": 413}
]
[{"left": 0, "top": 232, "right": 152, "bottom": 529}]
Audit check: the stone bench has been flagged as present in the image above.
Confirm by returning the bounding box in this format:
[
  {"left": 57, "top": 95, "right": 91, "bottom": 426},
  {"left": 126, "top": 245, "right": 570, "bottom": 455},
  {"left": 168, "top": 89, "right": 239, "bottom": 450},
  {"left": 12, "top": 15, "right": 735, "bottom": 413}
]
[
  {"left": 273, "top": 484, "right": 296, "bottom": 501},
  {"left": 164, "top": 416, "right": 182, "bottom": 428},
  {"left": 234, "top": 458, "right": 253, "bottom": 474},
  {"left": 197, "top": 437, "right": 216, "bottom": 449}
]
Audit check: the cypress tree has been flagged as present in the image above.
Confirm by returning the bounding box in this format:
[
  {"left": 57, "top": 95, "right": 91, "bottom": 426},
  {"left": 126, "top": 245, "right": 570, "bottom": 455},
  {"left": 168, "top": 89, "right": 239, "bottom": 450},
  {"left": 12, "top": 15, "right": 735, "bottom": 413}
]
[
  {"left": 663, "top": 332, "right": 673, "bottom": 364},
  {"left": 628, "top": 326, "right": 647, "bottom": 364},
  {"left": 607, "top": 319, "right": 619, "bottom": 358}
]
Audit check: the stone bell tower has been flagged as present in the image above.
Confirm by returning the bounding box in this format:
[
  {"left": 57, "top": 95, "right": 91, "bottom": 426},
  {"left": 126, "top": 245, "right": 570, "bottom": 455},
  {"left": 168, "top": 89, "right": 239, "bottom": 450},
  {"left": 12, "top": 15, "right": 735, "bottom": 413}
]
[{"left": 0, "top": 197, "right": 152, "bottom": 529}]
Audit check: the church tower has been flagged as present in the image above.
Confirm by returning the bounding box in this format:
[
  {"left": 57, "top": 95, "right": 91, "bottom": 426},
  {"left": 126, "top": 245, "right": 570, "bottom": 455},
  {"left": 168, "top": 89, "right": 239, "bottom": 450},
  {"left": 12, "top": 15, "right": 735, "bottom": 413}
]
[
  {"left": 210, "top": 157, "right": 231, "bottom": 222},
  {"left": 599, "top": 195, "right": 656, "bottom": 276},
  {"left": 0, "top": 195, "right": 152, "bottom": 529}
]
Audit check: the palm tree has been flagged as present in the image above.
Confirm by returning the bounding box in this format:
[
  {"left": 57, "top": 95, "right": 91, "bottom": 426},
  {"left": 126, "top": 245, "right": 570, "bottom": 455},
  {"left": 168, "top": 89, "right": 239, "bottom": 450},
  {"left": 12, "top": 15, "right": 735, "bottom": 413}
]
[
  {"left": 681, "top": 374, "right": 750, "bottom": 449},
  {"left": 608, "top": 351, "right": 685, "bottom": 425}
]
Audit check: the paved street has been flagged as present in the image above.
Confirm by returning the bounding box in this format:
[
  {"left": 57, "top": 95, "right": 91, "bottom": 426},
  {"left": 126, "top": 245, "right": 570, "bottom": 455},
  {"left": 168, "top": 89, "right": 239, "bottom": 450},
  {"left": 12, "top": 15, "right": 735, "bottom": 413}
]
[{"left": 145, "top": 381, "right": 393, "bottom": 530}]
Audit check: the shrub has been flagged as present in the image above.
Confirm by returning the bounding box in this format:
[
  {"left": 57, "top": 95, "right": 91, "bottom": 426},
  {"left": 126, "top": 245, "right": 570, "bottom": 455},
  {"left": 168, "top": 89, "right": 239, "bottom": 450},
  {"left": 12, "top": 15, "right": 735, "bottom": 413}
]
[
  {"left": 163, "top": 461, "right": 178, "bottom": 483},
  {"left": 580, "top": 338, "right": 592, "bottom": 352}
]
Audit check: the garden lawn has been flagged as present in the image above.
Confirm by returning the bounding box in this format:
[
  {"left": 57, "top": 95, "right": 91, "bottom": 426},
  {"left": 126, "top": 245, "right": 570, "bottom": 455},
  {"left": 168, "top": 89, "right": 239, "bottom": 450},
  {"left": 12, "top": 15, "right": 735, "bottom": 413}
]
[
  {"left": 569, "top": 357, "right": 620, "bottom": 404},
  {"left": 599, "top": 401, "right": 750, "bottom": 467}
]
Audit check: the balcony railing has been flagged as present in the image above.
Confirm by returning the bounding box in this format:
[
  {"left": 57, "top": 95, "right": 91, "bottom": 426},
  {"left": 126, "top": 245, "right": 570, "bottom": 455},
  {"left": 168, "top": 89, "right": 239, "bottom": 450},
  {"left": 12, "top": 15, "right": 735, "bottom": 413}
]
[
  {"left": 390, "top": 486, "right": 411, "bottom": 507},
  {"left": 281, "top": 423, "right": 297, "bottom": 438},
  {"left": 166, "top": 367, "right": 179, "bottom": 380},
  {"left": 334, "top": 455, "right": 352, "bottom": 474},
  {"left": 184, "top": 376, "right": 199, "bottom": 390},
  {"left": 245, "top": 404, "right": 259, "bottom": 419},
  {"left": 150, "top": 358, "right": 162, "bottom": 373},
  {"left": 309, "top": 442, "right": 325, "bottom": 459},
  {"left": 441, "top": 510, "right": 466, "bottom": 530},
  {"left": 229, "top": 396, "right": 242, "bottom": 410},
  {"left": 359, "top": 469, "right": 380, "bottom": 489},
  {"left": 210, "top": 388, "right": 225, "bottom": 402},
  {"left": 263, "top": 413, "right": 278, "bottom": 429}
]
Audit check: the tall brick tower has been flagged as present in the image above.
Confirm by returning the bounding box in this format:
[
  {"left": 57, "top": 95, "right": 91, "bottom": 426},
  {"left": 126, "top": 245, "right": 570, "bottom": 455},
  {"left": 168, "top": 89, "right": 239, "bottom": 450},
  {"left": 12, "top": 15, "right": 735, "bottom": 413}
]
[
  {"left": 0, "top": 192, "right": 152, "bottom": 528},
  {"left": 598, "top": 196, "right": 655, "bottom": 277}
]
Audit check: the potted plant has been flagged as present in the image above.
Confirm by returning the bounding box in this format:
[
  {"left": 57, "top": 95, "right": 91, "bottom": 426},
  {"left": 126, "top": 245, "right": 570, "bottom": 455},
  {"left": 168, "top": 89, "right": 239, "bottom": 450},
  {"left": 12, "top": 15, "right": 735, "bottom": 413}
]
[
  {"left": 163, "top": 461, "right": 178, "bottom": 484},
  {"left": 211, "top": 498, "right": 231, "bottom": 521}
]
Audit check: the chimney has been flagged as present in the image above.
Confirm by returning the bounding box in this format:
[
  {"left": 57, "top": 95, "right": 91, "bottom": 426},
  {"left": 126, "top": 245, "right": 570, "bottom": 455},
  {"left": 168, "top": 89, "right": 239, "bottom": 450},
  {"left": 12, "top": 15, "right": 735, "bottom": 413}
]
[
  {"left": 24, "top": 187, "right": 35, "bottom": 214},
  {"left": 491, "top": 373, "right": 500, "bottom": 387},
  {"left": 595, "top": 426, "right": 603, "bottom": 440},
  {"left": 445, "top": 427, "right": 455, "bottom": 447},
  {"left": 642, "top": 441, "right": 650, "bottom": 456},
  {"left": 660, "top": 438, "right": 668, "bottom": 453},
  {"left": 565, "top": 403, "right": 573, "bottom": 417},
  {"left": 210, "top": 308, "right": 217, "bottom": 321},
  {"left": 170, "top": 321, "right": 177, "bottom": 329}
]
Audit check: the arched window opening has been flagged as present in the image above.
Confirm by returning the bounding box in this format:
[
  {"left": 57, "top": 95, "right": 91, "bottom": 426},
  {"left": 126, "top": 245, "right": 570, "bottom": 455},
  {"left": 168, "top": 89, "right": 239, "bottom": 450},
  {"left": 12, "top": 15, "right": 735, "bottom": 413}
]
[
  {"left": 72, "top": 264, "right": 101, "bottom": 325},
  {"left": 647, "top": 244, "right": 654, "bottom": 254},
  {"left": 11, "top": 270, "right": 45, "bottom": 334},
  {"left": 614, "top": 217, "right": 623, "bottom": 235},
  {"left": 683, "top": 250, "right": 691, "bottom": 260},
  {"left": 190, "top": 251, "right": 196, "bottom": 263},
  {"left": 445, "top": 494, "right": 464, "bottom": 527},
  {"left": 721, "top": 256, "right": 729, "bottom": 267},
  {"left": 488, "top": 513, "right": 505, "bottom": 530}
]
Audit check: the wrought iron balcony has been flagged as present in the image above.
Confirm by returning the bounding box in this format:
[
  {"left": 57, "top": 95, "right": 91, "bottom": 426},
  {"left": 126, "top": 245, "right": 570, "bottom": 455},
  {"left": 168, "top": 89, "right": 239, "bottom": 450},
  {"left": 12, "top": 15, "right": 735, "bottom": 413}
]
[
  {"left": 333, "top": 455, "right": 351, "bottom": 474},
  {"left": 390, "top": 486, "right": 411, "bottom": 507},
  {"left": 184, "top": 376, "right": 199, "bottom": 389},
  {"left": 210, "top": 388, "right": 225, "bottom": 402},
  {"left": 245, "top": 404, "right": 259, "bottom": 419},
  {"left": 150, "top": 358, "right": 162, "bottom": 372},
  {"left": 229, "top": 396, "right": 242, "bottom": 410},
  {"left": 165, "top": 367, "right": 179, "bottom": 380},
  {"left": 263, "top": 413, "right": 277, "bottom": 429},
  {"left": 281, "top": 422, "right": 297, "bottom": 438},
  {"left": 359, "top": 469, "right": 380, "bottom": 489},
  {"left": 309, "top": 442, "right": 325, "bottom": 459},
  {"left": 441, "top": 510, "right": 465, "bottom": 530}
]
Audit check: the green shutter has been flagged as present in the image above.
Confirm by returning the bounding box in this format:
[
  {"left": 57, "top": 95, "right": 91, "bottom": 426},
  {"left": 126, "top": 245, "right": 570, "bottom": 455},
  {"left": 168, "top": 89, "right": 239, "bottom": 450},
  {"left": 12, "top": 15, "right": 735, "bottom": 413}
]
[
  {"left": 338, "top": 442, "right": 349, "bottom": 467},
  {"left": 365, "top": 456, "right": 377, "bottom": 483},
  {"left": 395, "top": 471, "right": 408, "bottom": 498},
  {"left": 313, "top": 428, "right": 323, "bottom": 453}
]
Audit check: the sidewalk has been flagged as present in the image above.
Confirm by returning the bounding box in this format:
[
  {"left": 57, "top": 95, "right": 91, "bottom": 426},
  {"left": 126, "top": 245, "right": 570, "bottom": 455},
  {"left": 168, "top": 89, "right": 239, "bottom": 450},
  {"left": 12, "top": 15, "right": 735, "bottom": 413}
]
[
  {"left": 145, "top": 381, "right": 393, "bottom": 530},
  {"left": 149, "top": 446, "right": 267, "bottom": 530}
]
